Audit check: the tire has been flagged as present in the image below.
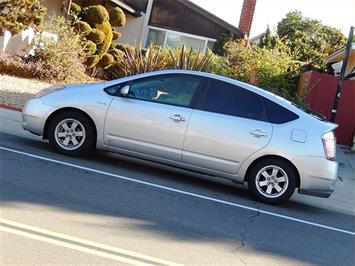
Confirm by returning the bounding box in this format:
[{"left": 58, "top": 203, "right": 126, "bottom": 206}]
[
  {"left": 47, "top": 111, "right": 95, "bottom": 156},
  {"left": 248, "top": 158, "right": 297, "bottom": 204}
]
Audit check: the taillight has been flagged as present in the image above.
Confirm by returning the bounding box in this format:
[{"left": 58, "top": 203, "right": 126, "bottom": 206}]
[{"left": 322, "top": 131, "right": 336, "bottom": 160}]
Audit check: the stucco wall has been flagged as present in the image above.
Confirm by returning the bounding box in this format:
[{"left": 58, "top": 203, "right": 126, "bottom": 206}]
[
  {"left": 117, "top": 14, "right": 146, "bottom": 45},
  {"left": 40, "top": 0, "right": 63, "bottom": 18}
]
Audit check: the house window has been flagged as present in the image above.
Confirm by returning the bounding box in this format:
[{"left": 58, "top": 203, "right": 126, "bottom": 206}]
[
  {"left": 207, "top": 40, "right": 215, "bottom": 51},
  {"left": 166, "top": 32, "right": 206, "bottom": 51},
  {"left": 146, "top": 28, "right": 166, "bottom": 46},
  {"left": 145, "top": 27, "right": 215, "bottom": 53}
]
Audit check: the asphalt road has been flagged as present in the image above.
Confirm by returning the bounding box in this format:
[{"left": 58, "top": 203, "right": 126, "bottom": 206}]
[{"left": 1, "top": 109, "right": 354, "bottom": 265}]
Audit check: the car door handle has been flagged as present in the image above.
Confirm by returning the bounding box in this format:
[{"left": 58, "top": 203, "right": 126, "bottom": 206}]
[
  {"left": 169, "top": 114, "right": 185, "bottom": 122},
  {"left": 249, "top": 129, "right": 268, "bottom": 137}
]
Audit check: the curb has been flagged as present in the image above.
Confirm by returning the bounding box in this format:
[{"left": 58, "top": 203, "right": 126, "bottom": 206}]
[{"left": 0, "top": 103, "right": 22, "bottom": 112}]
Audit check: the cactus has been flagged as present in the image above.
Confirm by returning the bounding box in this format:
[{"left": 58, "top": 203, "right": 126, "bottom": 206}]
[{"left": 72, "top": 3, "right": 126, "bottom": 69}]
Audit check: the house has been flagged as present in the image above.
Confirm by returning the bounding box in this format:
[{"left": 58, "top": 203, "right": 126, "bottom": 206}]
[
  {"left": 327, "top": 42, "right": 355, "bottom": 80},
  {"left": 1, "top": 0, "right": 257, "bottom": 54},
  {"left": 70, "top": 0, "right": 246, "bottom": 52}
]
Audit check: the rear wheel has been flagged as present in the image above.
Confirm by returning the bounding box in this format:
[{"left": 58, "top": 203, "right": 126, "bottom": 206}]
[
  {"left": 248, "top": 158, "right": 297, "bottom": 204},
  {"left": 48, "top": 111, "right": 95, "bottom": 156}
]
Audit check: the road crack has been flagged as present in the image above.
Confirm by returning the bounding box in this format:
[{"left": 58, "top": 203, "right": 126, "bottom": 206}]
[{"left": 234, "top": 202, "right": 260, "bottom": 265}]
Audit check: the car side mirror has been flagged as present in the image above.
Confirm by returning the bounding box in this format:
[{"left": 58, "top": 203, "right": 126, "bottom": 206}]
[{"left": 120, "top": 85, "right": 130, "bottom": 96}]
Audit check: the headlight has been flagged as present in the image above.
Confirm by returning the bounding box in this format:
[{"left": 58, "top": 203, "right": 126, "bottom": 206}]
[{"left": 33, "top": 85, "right": 65, "bottom": 99}]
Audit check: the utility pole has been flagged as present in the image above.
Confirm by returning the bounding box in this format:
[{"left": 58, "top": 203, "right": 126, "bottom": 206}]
[{"left": 330, "top": 26, "right": 354, "bottom": 122}]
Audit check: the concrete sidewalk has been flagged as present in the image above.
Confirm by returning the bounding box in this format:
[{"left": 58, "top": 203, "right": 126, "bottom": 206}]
[{"left": 0, "top": 107, "right": 354, "bottom": 215}]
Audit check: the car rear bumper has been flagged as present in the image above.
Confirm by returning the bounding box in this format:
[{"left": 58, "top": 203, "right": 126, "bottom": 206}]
[
  {"left": 22, "top": 98, "right": 55, "bottom": 136},
  {"left": 292, "top": 156, "right": 338, "bottom": 198}
]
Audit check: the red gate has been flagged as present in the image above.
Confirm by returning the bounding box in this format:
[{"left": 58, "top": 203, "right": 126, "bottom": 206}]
[{"left": 298, "top": 71, "right": 355, "bottom": 146}]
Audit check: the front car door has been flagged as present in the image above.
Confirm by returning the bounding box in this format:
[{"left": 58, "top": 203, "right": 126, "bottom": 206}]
[
  {"left": 104, "top": 74, "right": 203, "bottom": 162},
  {"left": 182, "top": 78, "right": 273, "bottom": 174}
]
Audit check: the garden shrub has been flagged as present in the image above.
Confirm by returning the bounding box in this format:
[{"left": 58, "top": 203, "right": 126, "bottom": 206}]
[
  {"left": 102, "top": 44, "right": 213, "bottom": 80},
  {"left": 112, "top": 30, "right": 121, "bottom": 41},
  {"left": 108, "top": 49, "right": 124, "bottom": 62},
  {"left": 109, "top": 7, "right": 126, "bottom": 27},
  {"left": 73, "top": 21, "right": 91, "bottom": 35},
  {"left": 85, "top": 55, "right": 99, "bottom": 68},
  {"left": 28, "top": 16, "right": 91, "bottom": 82},
  {"left": 87, "top": 28, "right": 105, "bottom": 44},
  {"left": 86, "top": 5, "right": 109, "bottom": 24},
  {"left": 98, "top": 53, "right": 114, "bottom": 67},
  {"left": 95, "top": 20, "right": 113, "bottom": 57},
  {"left": 0, "top": 53, "right": 60, "bottom": 80},
  {"left": 224, "top": 39, "right": 303, "bottom": 103},
  {"left": 83, "top": 41, "right": 97, "bottom": 55},
  {"left": 70, "top": 2, "right": 81, "bottom": 15},
  {"left": 71, "top": 3, "right": 126, "bottom": 70},
  {"left": 0, "top": 0, "right": 47, "bottom": 35}
]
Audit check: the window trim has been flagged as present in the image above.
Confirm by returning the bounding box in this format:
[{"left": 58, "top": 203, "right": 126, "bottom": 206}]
[
  {"left": 106, "top": 74, "right": 206, "bottom": 109},
  {"left": 145, "top": 26, "right": 216, "bottom": 53}
]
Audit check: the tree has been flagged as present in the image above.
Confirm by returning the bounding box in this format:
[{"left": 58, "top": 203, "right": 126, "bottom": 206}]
[
  {"left": 276, "top": 11, "right": 346, "bottom": 70},
  {"left": 212, "top": 33, "right": 233, "bottom": 56},
  {"left": 259, "top": 25, "right": 276, "bottom": 48}
]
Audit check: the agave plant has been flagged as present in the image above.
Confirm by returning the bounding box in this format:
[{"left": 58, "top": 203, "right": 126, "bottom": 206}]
[
  {"left": 103, "top": 43, "right": 214, "bottom": 79},
  {"left": 166, "top": 45, "right": 213, "bottom": 71}
]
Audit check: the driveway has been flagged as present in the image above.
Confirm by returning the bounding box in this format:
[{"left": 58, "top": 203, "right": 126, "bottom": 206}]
[{"left": 1, "top": 107, "right": 354, "bottom": 265}]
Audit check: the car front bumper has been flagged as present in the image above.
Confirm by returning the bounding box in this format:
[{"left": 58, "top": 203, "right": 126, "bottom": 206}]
[
  {"left": 22, "top": 98, "right": 56, "bottom": 136},
  {"left": 292, "top": 156, "right": 339, "bottom": 198}
]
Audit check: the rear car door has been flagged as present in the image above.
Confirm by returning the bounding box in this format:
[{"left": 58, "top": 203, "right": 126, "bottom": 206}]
[
  {"left": 182, "top": 79, "right": 272, "bottom": 174},
  {"left": 104, "top": 74, "right": 203, "bottom": 162}
]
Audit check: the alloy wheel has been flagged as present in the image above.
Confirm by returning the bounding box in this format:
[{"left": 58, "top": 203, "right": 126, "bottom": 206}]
[
  {"left": 255, "top": 165, "right": 289, "bottom": 199},
  {"left": 54, "top": 118, "right": 86, "bottom": 151}
]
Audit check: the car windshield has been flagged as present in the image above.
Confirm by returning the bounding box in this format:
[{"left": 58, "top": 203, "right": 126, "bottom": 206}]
[{"left": 293, "top": 103, "right": 327, "bottom": 121}]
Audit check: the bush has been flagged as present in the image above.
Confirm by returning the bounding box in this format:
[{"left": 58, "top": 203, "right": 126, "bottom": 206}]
[
  {"left": 85, "top": 55, "right": 100, "bottom": 68},
  {"left": 98, "top": 53, "right": 114, "bottom": 67},
  {"left": 70, "top": 2, "right": 81, "bottom": 15},
  {"left": 73, "top": 21, "right": 91, "bottom": 35},
  {"left": 0, "top": 53, "right": 60, "bottom": 80},
  {"left": 86, "top": 28, "right": 105, "bottom": 44},
  {"left": 109, "top": 7, "right": 126, "bottom": 27},
  {"left": 72, "top": 3, "right": 126, "bottom": 70},
  {"left": 95, "top": 20, "right": 112, "bottom": 56},
  {"left": 108, "top": 49, "right": 124, "bottom": 62},
  {"left": 29, "top": 16, "right": 91, "bottom": 82},
  {"left": 86, "top": 5, "right": 109, "bottom": 24},
  {"left": 112, "top": 30, "right": 121, "bottom": 41},
  {"left": 83, "top": 40, "right": 97, "bottom": 55},
  {"left": 0, "top": 0, "right": 47, "bottom": 35},
  {"left": 224, "top": 39, "right": 303, "bottom": 102}
]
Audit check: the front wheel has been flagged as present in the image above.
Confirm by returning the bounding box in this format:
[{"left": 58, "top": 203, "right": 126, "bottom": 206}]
[
  {"left": 48, "top": 111, "right": 95, "bottom": 156},
  {"left": 248, "top": 159, "right": 297, "bottom": 204}
]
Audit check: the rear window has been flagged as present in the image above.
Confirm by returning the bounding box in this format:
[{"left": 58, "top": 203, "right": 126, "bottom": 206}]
[
  {"left": 263, "top": 98, "right": 299, "bottom": 124},
  {"left": 199, "top": 79, "right": 264, "bottom": 121}
]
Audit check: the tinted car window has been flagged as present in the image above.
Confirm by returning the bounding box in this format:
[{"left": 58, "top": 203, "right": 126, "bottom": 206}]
[
  {"left": 263, "top": 98, "right": 299, "bottom": 124},
  {"left": 200, "top": 79, "right": 263, "bottom": 120},
  {"left": 127, "top": 75, "right": 202, "bottom": 107}
]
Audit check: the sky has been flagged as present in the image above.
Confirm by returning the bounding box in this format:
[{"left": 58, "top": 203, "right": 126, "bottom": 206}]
[{"left": 190, "top": 0, "right": 355, "bottom": 38}]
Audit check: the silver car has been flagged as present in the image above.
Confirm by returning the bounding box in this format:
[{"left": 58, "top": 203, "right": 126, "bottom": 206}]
[{"left": 22, "top": 70, "right": 338, "bottom": 204}]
